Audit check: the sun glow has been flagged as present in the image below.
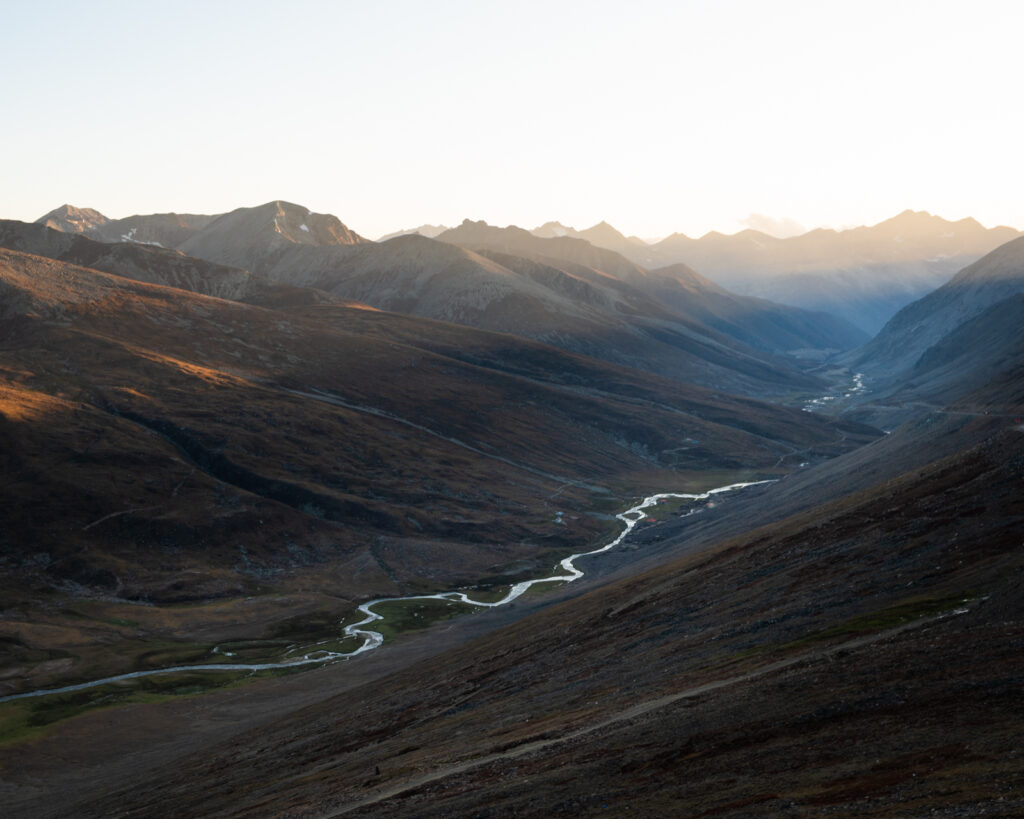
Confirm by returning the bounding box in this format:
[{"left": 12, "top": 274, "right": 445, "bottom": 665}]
[{"left": 2, "top": 1, "right": 1022, "bottom": 238}]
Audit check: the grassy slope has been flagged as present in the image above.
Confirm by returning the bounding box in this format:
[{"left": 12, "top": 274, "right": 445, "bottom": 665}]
[
  {"left": 0, "top": 246, "right": 876, "bottom": 698},
  {"left": 65, "top": 413, "right": 1024, "bottom": 817}
]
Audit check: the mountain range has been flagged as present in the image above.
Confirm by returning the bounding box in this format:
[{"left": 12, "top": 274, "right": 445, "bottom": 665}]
[
  {"left": 0, "top": 213, "right": 878, "bottom": 700},
  {"left": 45, "top": 202, "right": 1019, "bottom": 338},
  {"left": 31, "top": 203, "right": 871, "bottom": 397},
  {"left": 360, "top": 209, "right": 1021, "bottom": 335},
  {"left": 2, "top": 199, "right": 1023, "bottom": 817},
  {"left": 531, "top": 210, "right": 1021, "bottom": 335}
]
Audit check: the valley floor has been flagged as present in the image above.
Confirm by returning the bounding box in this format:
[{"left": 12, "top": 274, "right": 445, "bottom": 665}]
[{"left": 3, "top": 417, "right": 1022, "bottom": 817}]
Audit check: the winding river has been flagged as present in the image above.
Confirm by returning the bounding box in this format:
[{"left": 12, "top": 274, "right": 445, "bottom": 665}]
[{"left": 0, "top": 481, "right": 769, "bottom": 704}]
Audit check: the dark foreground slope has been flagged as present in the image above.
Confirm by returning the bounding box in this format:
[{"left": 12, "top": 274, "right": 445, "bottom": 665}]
[{"left": 38, "top": 381, "right": 1023, "bottom": 817}]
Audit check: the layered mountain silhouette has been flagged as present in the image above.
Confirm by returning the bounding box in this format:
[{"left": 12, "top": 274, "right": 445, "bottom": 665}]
[
  {"left": 34, "top": 204, "right": 870, "bottom": 397},
  {"left": 44, "top": 204, "right": 1018, "bottom": 338},
  {"left": 434, "top": 218, "right": 866, "bottom": 358},
  {"left": 529, "top": 211, "right": 1020, "bottom": 334},
  {"left": 531, "top": 219, "right": 649, "bottom": 258}
]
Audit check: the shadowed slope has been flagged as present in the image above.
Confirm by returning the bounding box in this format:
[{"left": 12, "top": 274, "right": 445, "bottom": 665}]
[
  {"left": 176, "top": 228, "right": 826, "bottom": 397},
  {"left": 0, "top": 245, "right": 876, "bottom": 703},
  {"left": 0, "top": 219, "right": 259, "bottom": 301},
  {"left": 62, "top": 391, "right": 1024, "bottom": 818},
  {"left": 846, "top": 235, "right": 1024, "bottom": 384}
]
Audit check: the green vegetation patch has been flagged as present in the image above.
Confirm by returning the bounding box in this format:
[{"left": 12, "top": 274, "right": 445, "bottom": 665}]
[
  {"left": 473, "top": 550, "right": 567, "bottom": 587},
  {"left": 211, "top": 639, "right": 294, "bottom": 663},
  {"left": 365, "top": 598, "right": 478, "bottom": 643},
  {"left": 269, "top": 609, "right": 347, "bottom": 641},
  {"left": 281, "top": 636, "right": 364, "bottom": 659},
  {"left": 644, "top": 495, "right": 707, "bottom": 518},
  {"left": 784, "top": 593, "right": 976, "bottom": 649},
  {"left": 61, "top": 606, "right": 140, "bottom": 629},
  {"left": 134, "top": 641, "right": 218, "bottom": 670},
  {"left": 519, "top": 579, "right": 568, "bottom": 600},
  {"left": 0, "top": 668, "right": 250, "bottom": 748}
]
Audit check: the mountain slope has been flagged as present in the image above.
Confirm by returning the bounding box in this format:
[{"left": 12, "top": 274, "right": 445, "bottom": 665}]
[
  {"left": 0, "top": 219, "right": 260, "bottom": 301},
  {"left": 174, "top": 227, "right": 826, "bottom": 397},
  {"left": 177, "top": 200, "right": 369, "bottom": 272},
  {"left": 34, "top": 204, "right": 865, "bottom": 377},
  {"left": 439, "top": 218, "right": 647, "bottom": 282},
  {"left": 845, "top": 235, "right": 1024, "bottom": 383},
  {"left": 645, "top": 262, "right": 868, "bottom": 354},
  {"left": 35, "top": 204, "right": 109, "bottom": 234},
  {"left": 0, "top": 244, "right": 877, "bottom": 703},
  {"left": 441, "top": 219, "right": 864, "bottom": 353},
  {"left": 59, "top": 386, "right": 1024, "bottom": 818},
  {"left": 36, "top": 204, "right": 218, "bottom": 248},
  {"left": 85, "top": 212, "right": 219, "bottom": 247},
  {"left": 377, "top": 224, "right": 450, "bottom": 241},
  {"left": 887, "top": 294, "right": 1024, "bottom": 407}
]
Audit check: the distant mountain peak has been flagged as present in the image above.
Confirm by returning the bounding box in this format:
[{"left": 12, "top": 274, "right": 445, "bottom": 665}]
[
  {"left": 529, "top": 220, "right": 645, "bottom": 252},
  {"left": 580, "top": 220, "right": 626, "bottom": 239},
  {"left": 532, "top": 221, "right": 572, "bottom": 238},
  {"left": 222, "top": 201, "right": 368, "bottom": 246},
  {"left": 377, "top": 224, "right": 450, "bottom": 241},
  {"left": 885, "top": 208, "right": 941, "bottom": 225},
  {"left": 36, "top": 204, "right": 109, "bottom": 233},
  {"left": 174, "top": 201, "right": 369, "bottom": 272}
]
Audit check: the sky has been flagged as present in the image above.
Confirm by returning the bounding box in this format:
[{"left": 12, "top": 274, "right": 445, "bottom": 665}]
[{"left": 3, "top": 0, "right": 1022, "bottom": 240}]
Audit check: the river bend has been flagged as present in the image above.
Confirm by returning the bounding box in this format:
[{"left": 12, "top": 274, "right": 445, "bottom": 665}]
[{"left": 0, "top": 481, "right": 768, "bottom": 704}]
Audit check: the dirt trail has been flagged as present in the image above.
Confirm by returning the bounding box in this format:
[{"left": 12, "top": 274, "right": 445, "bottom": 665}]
[{"left": 317, "top": 609, "right": 968, "bottom": 817}]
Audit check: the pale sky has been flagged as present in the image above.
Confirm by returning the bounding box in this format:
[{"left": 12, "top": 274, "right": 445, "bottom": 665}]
[{"left": 3, "top": 0, "right": 1022, "bottom": 240}]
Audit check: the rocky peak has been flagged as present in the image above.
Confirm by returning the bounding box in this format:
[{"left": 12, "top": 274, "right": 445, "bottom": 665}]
[{"left": 35, "top": 205, "right": 109, "bottom": 233}]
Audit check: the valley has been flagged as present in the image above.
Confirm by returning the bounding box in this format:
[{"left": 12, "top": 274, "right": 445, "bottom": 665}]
[
  {"left": 0, "top": 201, "right": 1021, "bottom": 817},
  {"left": 0, "top": 482, "right": 769, "bottom": 706},
  {"left": 7, "top": 3, "right": 1024, "bottom": 813}
]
